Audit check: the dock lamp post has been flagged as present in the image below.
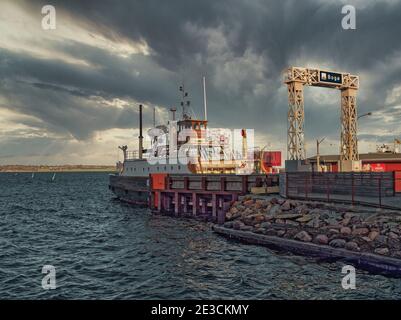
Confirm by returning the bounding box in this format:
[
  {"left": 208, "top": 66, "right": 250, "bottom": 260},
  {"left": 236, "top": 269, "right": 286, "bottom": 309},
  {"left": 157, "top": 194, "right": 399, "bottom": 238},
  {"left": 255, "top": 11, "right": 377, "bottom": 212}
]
[
  {"left": 356, "top": 112, "right": 372, "bottom": 157},
  {"left": 316, "top": 137, "right": 326, "bottom": 172}
]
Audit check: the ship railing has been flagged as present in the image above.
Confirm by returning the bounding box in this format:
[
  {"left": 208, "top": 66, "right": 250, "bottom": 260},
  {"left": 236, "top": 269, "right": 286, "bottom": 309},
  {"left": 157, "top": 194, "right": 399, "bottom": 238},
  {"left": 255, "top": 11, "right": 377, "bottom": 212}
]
[{"left": 125, "top": 151, "right": 148, "bottom": 160}]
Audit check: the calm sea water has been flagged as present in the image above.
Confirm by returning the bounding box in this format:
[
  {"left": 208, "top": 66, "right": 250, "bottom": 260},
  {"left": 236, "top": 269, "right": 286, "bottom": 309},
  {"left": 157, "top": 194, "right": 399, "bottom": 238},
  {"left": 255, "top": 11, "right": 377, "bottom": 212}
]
[{"left": 1, "top": 172, "right": 401, "bottom": 299}]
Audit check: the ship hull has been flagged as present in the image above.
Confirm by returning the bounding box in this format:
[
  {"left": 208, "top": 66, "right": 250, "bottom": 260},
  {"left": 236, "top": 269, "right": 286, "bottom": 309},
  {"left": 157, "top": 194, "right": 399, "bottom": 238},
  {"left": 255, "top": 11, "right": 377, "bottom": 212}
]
[{"left": 109, "top": 174, "right": 149, "bottom": 205}]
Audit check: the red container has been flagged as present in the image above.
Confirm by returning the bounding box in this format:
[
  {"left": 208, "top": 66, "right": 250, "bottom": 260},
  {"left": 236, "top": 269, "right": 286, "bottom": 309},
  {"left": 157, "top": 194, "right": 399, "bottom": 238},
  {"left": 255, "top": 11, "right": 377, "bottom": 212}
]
[
  {"left": 261, "top": 151, "right": 281, "bottom": 174},
  {"left": 151, "top": 173, "right": 168, "bottom": 190},
  {"left": 395, "top": 171, "right": 401, "bottom": 193},
  {"left": 262, "top": 151, "right": 282, "bottom": 167}
]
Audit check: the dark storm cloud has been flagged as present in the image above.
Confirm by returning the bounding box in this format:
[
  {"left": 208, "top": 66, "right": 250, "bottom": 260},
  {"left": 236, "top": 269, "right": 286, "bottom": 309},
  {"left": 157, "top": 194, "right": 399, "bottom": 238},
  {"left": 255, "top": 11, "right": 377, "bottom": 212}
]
[
  {"left": 25, "top": 0, "right": 401, "bottom": 71},
  {"left": 0, "top": 44, "right": 176, "bottom": 139},
  {"left": 2, "top": 0, "right": 401, "bottom": 158}
]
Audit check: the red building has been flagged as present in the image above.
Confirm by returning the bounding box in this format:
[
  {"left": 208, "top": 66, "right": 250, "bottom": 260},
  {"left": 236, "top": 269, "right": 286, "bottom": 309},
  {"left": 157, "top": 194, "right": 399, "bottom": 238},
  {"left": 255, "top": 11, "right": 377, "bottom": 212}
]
[{"left": 308, "top": 153, "right": 401, "bottom": 173}]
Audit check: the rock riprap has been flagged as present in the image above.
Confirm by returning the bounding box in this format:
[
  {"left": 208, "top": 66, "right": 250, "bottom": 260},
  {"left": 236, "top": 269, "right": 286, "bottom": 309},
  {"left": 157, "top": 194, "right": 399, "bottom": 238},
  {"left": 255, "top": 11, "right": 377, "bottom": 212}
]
[{"left": 223, "top": 196, "right": 401, "bottom": 258}]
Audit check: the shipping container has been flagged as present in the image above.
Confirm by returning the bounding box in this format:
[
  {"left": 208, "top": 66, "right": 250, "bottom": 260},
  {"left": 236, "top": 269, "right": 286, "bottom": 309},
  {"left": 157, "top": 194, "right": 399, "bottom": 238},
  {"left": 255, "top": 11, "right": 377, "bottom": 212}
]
[{"left": 262, "top": 151, "right": 282, "bottom": 167}]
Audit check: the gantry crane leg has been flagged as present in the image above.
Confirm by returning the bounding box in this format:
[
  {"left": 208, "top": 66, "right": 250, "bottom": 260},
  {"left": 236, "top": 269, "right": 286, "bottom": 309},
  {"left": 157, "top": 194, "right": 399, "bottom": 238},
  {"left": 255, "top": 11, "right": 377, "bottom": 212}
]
[
  {"left": 287, "top": 81, "right": 306, "bottom": 160},
  {"left": 340, "top": 88, "right": 360, "bottom": 171}
]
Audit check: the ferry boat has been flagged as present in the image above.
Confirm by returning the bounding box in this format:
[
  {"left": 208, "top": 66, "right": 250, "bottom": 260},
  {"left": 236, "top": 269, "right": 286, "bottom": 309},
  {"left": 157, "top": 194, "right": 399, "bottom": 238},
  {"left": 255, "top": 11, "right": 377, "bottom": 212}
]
[{"left": 108, "top": 79, "right": 278, "bottom": 204}]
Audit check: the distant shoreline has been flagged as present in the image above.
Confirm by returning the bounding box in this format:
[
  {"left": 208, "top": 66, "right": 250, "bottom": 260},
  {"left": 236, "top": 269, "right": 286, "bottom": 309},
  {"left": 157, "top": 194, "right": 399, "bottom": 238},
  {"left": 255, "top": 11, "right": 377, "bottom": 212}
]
[{"left": 0, "top": 165, "right": 117, "bottom": 173}]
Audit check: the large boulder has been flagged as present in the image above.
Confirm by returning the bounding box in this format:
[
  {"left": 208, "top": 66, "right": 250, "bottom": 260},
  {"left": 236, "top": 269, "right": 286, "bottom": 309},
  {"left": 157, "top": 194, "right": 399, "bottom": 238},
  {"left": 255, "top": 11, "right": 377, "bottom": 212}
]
[
  {"left": 281, "top": 200, "right": 292, "bottom": 211},
  {"left": 269, "top": 204, "right": 282, "bottom": 217},
  {"left": 341, "top": 217, "right": 351, "bottom": 226},
  {"left": 329, "top": 239, "right": 346, "bottom": 248},
  {"left": 340, "top": 227, "right": 352, "bottom": 235},
  {"left": 226, "top": 206, "right": 241, "bottom": 221},
  {"left": 243, "top": 199, "right": 254, "bottom": 207},
  {"left": 242, "top": 217, "right": 254, "bottom": 226},
  {"left": 314, "top": 234, "right": 329, "bottom": 245},
  {"left": 229, "top": 206, "right": 239, "bottom": 214},
  {"left": 250, "top": 214, "right": 265, "bottom": 224},
  {"left": 295, "top": 205, "right": 309, "bottom": 215},
  {"left": 274, "top": 213, "right": 302, "bottom": 220},
  {"left": 243, "top": 208, "right": 254, "bottom": 216},
  {"left": 254, "top": 199, "right": 268, "bottom": 209},
  {"left": 294, "top": 231, "right": 312, "bottom": 242},
  {"left": 232, "top": 200, "right": 242, "bottom": 206},
  {"left": 375, "top": 247, "right": 390, "bottom": 256},
  {"left": 277, "top": 230, "right": 286, "bottom": 237},
  {"left": 375, "top": 235, "right": 388, "bottom": 245},
  {"left": 345, "top": 241, "right": 360, "bottom": 251},
  {"left": 233, "top": 221, "right": 245, "bottom": 230},
  {"left": 352, "top": 228, "right": 369, "bottom": 236},
  {"left": 344, "top": 212, "right": 357, "bottom": 219},
  {"left": 306, "top": 217, "right": 321, "bottom": 228},
  {"left": 260, "top": 221, "right": 271, "bottom": 228},
  {"left": 270, "top": 197, "right": 279, "bottom": 205},
  {"left": 368, "top": 230, "right": 379, "bottom": 241},
  {"left": 324, "top": 218, "right": 340, "bottom": 226},
  {"left": 285, "top": 220, "right": 300, "bottom": 227},
  {"left": 296, "top": 214, "right": 314, "bottom": 223}
]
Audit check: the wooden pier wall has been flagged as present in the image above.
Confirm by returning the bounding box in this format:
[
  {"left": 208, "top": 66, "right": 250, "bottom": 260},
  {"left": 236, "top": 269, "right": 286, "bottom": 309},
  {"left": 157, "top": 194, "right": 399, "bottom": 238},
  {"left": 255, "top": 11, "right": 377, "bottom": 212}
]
[{"left": 213, "top": 225, "right": 401, "bottom": 277}]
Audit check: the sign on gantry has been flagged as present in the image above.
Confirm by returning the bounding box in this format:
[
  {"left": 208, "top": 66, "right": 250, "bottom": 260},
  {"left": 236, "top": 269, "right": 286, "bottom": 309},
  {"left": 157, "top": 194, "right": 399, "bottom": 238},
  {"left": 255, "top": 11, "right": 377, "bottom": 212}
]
[{"left": 284, "top": 67, "right": 360, "bottom": 171}]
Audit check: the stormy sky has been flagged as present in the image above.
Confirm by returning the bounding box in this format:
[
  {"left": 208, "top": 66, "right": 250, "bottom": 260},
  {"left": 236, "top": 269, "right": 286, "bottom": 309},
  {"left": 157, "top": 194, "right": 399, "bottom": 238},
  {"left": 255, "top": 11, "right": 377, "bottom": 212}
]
[{"left": 1, "top": 0, "right": 401, "bottom": 165}]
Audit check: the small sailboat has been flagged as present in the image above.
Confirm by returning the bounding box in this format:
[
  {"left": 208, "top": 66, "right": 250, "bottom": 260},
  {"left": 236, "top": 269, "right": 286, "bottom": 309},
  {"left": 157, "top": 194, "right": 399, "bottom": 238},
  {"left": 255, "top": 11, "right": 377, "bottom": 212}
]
[
  {"left": 31, "top": 172, "right": 35, "bottom": 179},
  {"left": 51, "top": 173, "right": 56, "bottom": 181}
]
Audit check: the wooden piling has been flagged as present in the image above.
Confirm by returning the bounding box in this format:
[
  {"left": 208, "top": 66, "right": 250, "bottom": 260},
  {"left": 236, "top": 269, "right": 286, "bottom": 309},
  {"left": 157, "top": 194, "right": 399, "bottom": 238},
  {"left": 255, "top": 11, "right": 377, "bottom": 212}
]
[
  {"left": 212, "top": 194, "right": 217, "bottom": 219},
  {"left": 150, "top": 173, "right": 278, "bottom": 219},
  {"left": 192, "top": 192, "right": 197, "bottom": 216},
  {"left": 174, "top": 192, "right": 179, "bottom": 216}
]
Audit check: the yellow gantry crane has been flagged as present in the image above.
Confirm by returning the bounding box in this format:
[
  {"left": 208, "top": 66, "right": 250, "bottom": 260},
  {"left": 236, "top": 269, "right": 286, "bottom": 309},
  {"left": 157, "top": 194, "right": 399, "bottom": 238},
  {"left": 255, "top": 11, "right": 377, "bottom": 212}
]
[{"left": 284, "top": 67, "right": 360, "bottom": 171}]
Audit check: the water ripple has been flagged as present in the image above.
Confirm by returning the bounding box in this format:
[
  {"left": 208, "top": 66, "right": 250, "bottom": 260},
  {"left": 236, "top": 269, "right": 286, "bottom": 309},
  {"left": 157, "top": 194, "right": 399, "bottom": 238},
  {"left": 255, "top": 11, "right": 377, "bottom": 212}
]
[{"left": 1, "top": 172, "right": 401, "bottom": 299}]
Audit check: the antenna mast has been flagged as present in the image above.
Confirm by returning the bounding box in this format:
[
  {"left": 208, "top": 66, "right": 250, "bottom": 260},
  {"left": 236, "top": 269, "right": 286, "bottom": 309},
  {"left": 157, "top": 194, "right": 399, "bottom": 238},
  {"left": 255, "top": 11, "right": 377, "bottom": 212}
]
[
  {"left": 203, "top": 76, "right": 207, "bottom": 121},
  {"left": 179, "top": 84, "right": 191, "bottom": 120}
]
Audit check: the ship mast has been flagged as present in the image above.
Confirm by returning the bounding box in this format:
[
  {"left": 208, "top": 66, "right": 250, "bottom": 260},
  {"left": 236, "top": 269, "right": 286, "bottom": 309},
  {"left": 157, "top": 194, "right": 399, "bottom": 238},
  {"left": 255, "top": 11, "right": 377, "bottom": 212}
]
[
  {"left": 138, "top": 104, "right": 143, "bottom": 159},
  {"left": 179, "top": 84, "right": 191, "bottom": 120}
]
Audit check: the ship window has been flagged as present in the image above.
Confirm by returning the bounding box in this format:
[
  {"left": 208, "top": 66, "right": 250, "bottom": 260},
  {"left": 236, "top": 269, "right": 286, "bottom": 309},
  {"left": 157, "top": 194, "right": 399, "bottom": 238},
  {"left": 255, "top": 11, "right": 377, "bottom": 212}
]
[
  {"left": 178, "top": 165, "right": 181, "bottom": 170},
  {"left": 147, "top": 167, "right": 150, "bottom": 171},
  {"left": 134, "top": 168, "right": 136, "bottom": 171},
  {"left": 157, "top": 167, "right": 159, "bottom": 171},
  {"left": 164, "top": 166, "right": 167, "bottom": 171},
  {"left": 142, "top": 168, "right": 145, "bottom": 171}
]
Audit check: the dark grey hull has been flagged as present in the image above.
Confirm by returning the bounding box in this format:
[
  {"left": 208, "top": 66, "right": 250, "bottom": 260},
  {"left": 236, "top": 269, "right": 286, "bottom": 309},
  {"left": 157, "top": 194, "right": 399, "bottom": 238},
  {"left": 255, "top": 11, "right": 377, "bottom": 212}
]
[{"left": 109, "top": 174, "right": 149, "bottom": 205}]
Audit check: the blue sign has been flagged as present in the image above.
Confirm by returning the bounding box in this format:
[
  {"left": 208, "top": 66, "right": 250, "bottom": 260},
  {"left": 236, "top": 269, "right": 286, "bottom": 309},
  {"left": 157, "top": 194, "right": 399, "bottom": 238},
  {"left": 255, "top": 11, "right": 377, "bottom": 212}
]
[{"left": 319, "top": 71, "right": 342, "bottom": 84}]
